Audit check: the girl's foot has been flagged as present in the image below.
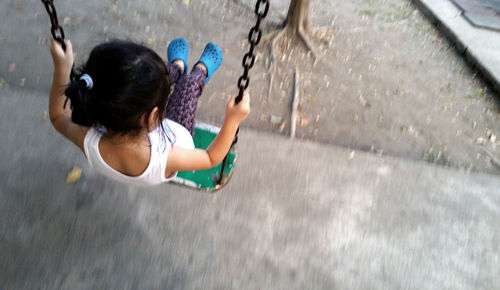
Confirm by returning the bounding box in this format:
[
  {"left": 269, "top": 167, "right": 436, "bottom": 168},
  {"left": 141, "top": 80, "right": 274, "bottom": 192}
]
[
  {"left": 193, "top": 42, "right": 223, "bottom": 83},
  {"left": 167, "top": 38, "right": 189, "bottom": 75},
  {"left": 174, "top": 59, "right": 185, "bottom": 74}
]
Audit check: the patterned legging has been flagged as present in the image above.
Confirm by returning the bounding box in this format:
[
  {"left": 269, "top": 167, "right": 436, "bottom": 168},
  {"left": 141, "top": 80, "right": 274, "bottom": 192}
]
[{"left": 165, "top": 63, "right": 206, "bottom": 136}]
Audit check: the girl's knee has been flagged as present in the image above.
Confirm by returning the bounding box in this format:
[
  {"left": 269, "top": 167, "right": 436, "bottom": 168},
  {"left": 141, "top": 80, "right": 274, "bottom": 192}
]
[{"left": 179, "top": 73, "right": 205, "bottom": 93}]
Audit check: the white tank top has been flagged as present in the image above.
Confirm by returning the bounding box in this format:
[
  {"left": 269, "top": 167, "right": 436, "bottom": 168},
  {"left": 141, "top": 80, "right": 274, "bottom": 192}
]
[{"left": 83, "top": 119, "right": 194, "bottom": 186}]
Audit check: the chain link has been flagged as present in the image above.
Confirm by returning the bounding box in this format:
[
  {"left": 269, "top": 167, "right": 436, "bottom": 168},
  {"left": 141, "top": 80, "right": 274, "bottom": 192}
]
[
  {"left": 41, "top": 0, "right": 66, "bottom": 50},
  {"left": 255, "top": 0, "right": 270, "bottom": 17}
]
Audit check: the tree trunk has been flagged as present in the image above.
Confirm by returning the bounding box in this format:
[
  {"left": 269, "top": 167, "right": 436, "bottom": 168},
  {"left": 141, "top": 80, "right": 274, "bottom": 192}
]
[
  {"left": 285, "top": 0, "right": 310, "bottom": 33},
  {"left": 269, "top": 0, "right": 317, "bottom": 66}
]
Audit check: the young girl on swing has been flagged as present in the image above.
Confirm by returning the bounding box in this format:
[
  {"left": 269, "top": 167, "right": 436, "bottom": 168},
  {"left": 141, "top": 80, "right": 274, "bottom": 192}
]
[{"left": 48, "top": 37, "right": 250, "bottom": 186}]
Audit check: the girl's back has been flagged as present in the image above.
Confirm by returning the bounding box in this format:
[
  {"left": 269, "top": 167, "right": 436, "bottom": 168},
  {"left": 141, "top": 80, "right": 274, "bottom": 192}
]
[{"left": 97, "top": 133, "right": 151, "bottom": 177}]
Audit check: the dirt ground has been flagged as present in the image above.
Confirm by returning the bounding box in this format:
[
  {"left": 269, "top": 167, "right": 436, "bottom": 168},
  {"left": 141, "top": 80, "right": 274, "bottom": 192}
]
[
  {"left": 1, "top": 0, "right": 499, "bottom": 174},
  {"left": 231, "top": 0, "right": 500, "bottom": 174}
]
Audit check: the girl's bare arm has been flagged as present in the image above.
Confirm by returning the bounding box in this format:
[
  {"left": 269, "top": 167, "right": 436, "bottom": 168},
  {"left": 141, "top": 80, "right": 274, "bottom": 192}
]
[
  {"left": 49, "top": 38, "right": 87, "bottom": 151},
  {"left": 164, "top": 93, "right": 250, "bottom": 176}
]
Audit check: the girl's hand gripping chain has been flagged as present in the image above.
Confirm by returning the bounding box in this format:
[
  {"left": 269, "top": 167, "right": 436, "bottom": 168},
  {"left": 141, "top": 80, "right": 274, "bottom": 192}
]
[
  {"left": 50, "top": 38, "right": 73, "bottom": 78},
  {"left": 226, "top": 91, "right": 251, "bottom": 125}
]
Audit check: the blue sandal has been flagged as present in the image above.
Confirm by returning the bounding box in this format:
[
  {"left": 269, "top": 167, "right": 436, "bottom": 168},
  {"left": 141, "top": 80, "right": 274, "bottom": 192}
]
[
  {"left": 167, "top": 38, "right": 189, "bottom": 75},
  {"left": 194, "top": 42, "right": 223, "bottom": 83}
]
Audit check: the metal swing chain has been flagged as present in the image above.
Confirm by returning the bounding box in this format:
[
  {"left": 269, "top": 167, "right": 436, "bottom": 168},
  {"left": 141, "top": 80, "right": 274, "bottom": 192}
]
[
  {"left": 40, "top": 0, "right": 66, "bottom": 51},
  {"left": 236, "top": 0, "right": 270, "bottom": 104},
  {"left": 217, "top": 0, "right": 269, "bottom": 186},
  {"left": 233, "top": 0, "right": 269, "bottom": 144}
]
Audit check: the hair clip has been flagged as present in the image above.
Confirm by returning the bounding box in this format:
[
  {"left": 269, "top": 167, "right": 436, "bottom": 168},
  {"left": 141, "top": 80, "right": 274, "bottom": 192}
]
[{"left": 80, "top": 74, "right": 94, "bottom": 90}]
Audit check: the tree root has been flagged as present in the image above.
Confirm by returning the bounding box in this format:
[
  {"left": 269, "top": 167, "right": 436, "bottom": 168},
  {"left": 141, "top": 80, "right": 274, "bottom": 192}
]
[
  {"left": 265, "top": 25, "right": 319, "bottom": 99},
  {"left": 267, "top": 26, "right": 318, "bottom": 68},
  {"left": 298, "top": 26, "right": 318, "bottom": 65},
  {"left": 267, "top": 67, "right": 275, "bottom": 101},
  {"left": 269, "top": 28, "right": 286, "bottom": 69},
  {"left": 481, "top": 148, "right": 500, "bottom": 170},
  {"left": 290, "top": 67, "right": 300, "bottom": 139},
  {"left": 267, "top": 28, "right": 286, "bottom": 100}
]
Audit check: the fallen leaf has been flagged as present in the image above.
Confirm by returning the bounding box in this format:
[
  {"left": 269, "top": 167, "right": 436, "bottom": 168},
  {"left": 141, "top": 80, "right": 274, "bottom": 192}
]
[
  {"left": 66, "top": 167, "right": 82, "bottom": 183},
  {"left": 278, "top": 121, "right": 286, "bottom": 133},
  {"left": 182, "top": 0, "right": 190, "bottom": 6},
  {"left": 300, "top": 118, "right": 310, "bottom": 127},
  {"left": 147, "top": 38, "right": 157, "bottom": 47},
  {"left": 42, "top": 111, "right": 48, "bottom": 120},
  {"left": 486, "top": 129, "right": 492, "bottom": 138},
  {"left": 63, "top": 17, "right": 71, "bottom": 25},
  {"left": 270, "top": 115, "right": 282, "bottom": 125},
  {"left": 476, "top": 137, "right": 487, "bottom": 145},
  {"left": 349, "top": 151, "right": 355, "bottom": 160},
  {"left": 359, "top": 93, "right": 367, "bottom": 107},
  {"left": 109, "top": 4, "right": 118, "bottom": 13}
]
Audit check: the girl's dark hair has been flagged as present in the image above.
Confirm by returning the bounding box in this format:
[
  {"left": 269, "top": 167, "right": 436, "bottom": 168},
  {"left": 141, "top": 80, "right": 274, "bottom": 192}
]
[{"left": 65, "top": 40, "right": 171, "bottom": 136}]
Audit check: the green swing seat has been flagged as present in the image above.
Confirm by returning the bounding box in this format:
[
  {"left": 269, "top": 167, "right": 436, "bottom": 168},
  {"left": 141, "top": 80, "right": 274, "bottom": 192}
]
[{"left": 172, "top": 122, "right": 237, "bottom": 191}]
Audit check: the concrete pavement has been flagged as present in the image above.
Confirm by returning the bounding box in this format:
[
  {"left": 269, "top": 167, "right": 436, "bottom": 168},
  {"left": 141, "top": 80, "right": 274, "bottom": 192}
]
[
  {"left": 1, "top": 88, "right": 499, "bottom": 289},
  {"left": 413, "top": 0, "right": 500, "bottom": 94}
]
